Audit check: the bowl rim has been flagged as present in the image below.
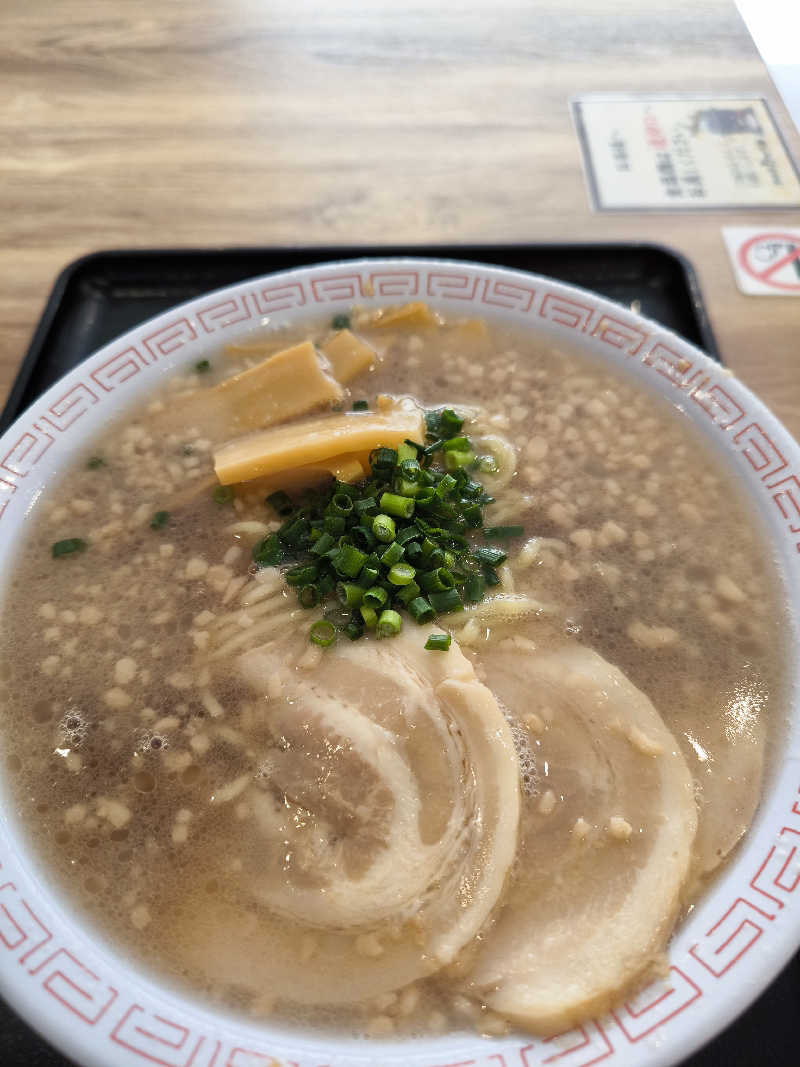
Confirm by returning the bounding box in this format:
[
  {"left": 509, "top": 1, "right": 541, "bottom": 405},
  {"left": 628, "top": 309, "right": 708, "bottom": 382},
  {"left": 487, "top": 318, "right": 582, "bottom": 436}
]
[{"left": 0, "top": 255, "right": 798, "bottom": 1067}]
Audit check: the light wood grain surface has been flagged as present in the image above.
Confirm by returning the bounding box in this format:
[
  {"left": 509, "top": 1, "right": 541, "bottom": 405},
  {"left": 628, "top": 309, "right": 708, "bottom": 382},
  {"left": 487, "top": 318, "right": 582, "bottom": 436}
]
[{"left": 1, "top": 0, "right": 798, "bottom": 432}]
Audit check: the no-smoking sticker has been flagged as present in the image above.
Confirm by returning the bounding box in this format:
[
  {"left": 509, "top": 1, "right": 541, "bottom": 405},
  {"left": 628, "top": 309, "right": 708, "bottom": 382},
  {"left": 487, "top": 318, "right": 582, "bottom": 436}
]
[{"left": 723, "top": 226, "right": 800, "bottom": 296}]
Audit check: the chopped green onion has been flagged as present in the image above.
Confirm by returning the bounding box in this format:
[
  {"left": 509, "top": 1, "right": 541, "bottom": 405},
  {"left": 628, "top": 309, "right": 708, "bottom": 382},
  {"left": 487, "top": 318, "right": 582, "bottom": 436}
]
[
  {"left": 331, "top": 313, "right": 351, "bottom": 330},
  {"left": 429, "top": 588, "right": 463, "bottom": 614},
  {"left": 213, "top": 485, "right": 234, "bottom": 505},
  {"left": 463, "top": 502, "right": 483, "bottom": 527},
  {"left": 286, "top": 564, "right": 318, "bottom": 587},
  {"left": 363, "top": 586, "right": 389, "bottom": 608},
  {"left": 396, "top": 525, "right": 421, "bottom": 545},
  {"left": 86, "top": 456, "right": 106, "bottom": 470},
  {"left": 483, "top": 525, "right": 524, "bottom": 540},
  {"left": 309, "top": 620, "right": 337, "bottom": 647},
  {"left": 279, "top": 515, "right": 311, "bottom": 547},
  {"left": 352, "top": 399, "right": 369, "bottom": 411},
  {"left": 194, "top": 359, "right": 211, "bottom": 373},
  {"left": 236, "top": 402, "right": 519, "bottom": 645},
  {"left": 464, "top": 573, "right": 486, "bottom": 603},
  {"left": 266, "top": 490, "right": 294, "bottom": 516},
  {"left": 327, "top": 492, "right": 354, "bottom": 517},
  {"left": 370, "top": 447, "right": 397, "bottom": 473},
  {"left": 472, "top": 546, "right": 507, "bottom": 566},
  {"left": 150, "top": 510, "right": 170, "bottom": 530},
  {"left": 323, "top": 514, "right": 346, "bottom": 535},
  {"left": 354, "top": 496, "right": 378, "bottom": 516},
  {"left": 445, "top": 449, "right": 475, "bottom": 472},
  {"left": 425, "top": 633, "right": 452, "bottom": 652},
  {"left": 332, "top": 545, "right": 367, "bottom": 578},
  {"left": 51, "top": 538, "right": 87, "bottom": 559},
  {"left": 357, "top": 563, "right": 381, "bottom": 588},
  {"left": 310, "top": 532, "right": 336, "bottom": 557},
  {"left": 380, "top": 492, "right": 415, "bottom": 519},
  {"left": 372, "top": 513, "right": 396, "bottom": 543},
  {"left": 477, "top": 454, "right": 499, "bottom": 474},
  {"left": 396, "top": 442, "right": 419, "bottom": 464},
  {"left": 380, "top": 541, "right": 404, "bottom": 566},
  {"left": 418, "top": 567, "right": 454, "bottom": 593},
  {"left": 253, "top": 533, "right": 283, "bottom": 567},
  {"left": 377, "top": 609, "right": 403, "bottom": 638},
  {"left": 396, "top": 477, "right": 421, "bottom": 498},
  {"left": 336, "top": 582, "right": 364, "bottom": 607},
  {"left": 442, "top": 436, "right": 471, "bottom": 452},
  {"left": 334, "top": 479, "right": 359, "bottom": 498},
  {"left": 440, "top": 409, "right": 463, "bottom": 435},
  {"left": 427, "top": 547, "right": 445, "bottom": 569},
  {"left": 298, "top": 585, "right": 320, "bottom": 608},
  {"left": 409, "top": 597, "right": 435, "bottom": 623},
  {"left": 350, "top": 525, "right": 377, "bottom": 550},
  {"left": 395, "top": 580, "right": 421, "bottom": 606},
  {"left": 388, "top": 562, "right": 416, "bottom": 586},
  {"left": 483, "top": 566, "right": 502, "bottom": 587}
]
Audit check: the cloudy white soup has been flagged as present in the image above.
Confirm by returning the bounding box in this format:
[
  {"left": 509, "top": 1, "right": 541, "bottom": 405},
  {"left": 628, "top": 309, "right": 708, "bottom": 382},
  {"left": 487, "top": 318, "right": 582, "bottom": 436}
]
[{"left": 0, "top": 303, "right": 785, "bottom": 1039}]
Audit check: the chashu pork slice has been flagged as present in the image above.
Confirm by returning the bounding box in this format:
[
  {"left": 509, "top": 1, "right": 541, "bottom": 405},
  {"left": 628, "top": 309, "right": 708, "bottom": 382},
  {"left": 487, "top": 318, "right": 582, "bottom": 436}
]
[
  {"left": 462, "top": 640, "right": 697, "bottom": 1033},
  {"left": 174, "top": 626, "right": 520, "bottom": 1005}
]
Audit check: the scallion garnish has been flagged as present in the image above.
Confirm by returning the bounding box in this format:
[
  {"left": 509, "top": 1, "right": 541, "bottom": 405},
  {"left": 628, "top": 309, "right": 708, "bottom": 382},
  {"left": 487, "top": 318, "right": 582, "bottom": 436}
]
[
  {"left": 249, "top": 407, "right": 519, "bottom": 646},
  {"left": 309, "top": 620, "right": 337, "bottom": 647},
  {"left": 52, "top": 538, "right": 88, "bottom": 559},
  {"left": 372, "top": 513, "right": 396, "bottom": 543},
  {"left": 86, "top": 456, "right": 106, "bottom": 470},
  {"left": 267, "top": 490, "right": 294, "bottom": 516},
  {"left": 195, "top": 360, "right": 211, "bottom": 373},
  {"left": 387, "top": 562, "right": 416, "bottom": 586},
  {"left": 150, "top": 510, "right": 170, "bottom": 530},
  {"left": 425, "top": 633, "right": 451, "bottom": 652},
  {"left": 484, "top": 525, "right": 524, "bottom": 540},
  {"left": 331, "top": 313, "right": 351, "bottom": 330},
  {"left": 352, "top": 399, "right": 369, "bottom": 411},
  {"left": 409, "top": 597, "right": 435, "bottom": 623},
  {"left": 472, "top": 546, "right": 508, "bottom": 566},
  {"left": 380, "top": 492, "right": 415, "bottom": 519},
  {"left": 213, "top": 485, "right": 234, "bottom": 506},
  {"left": 377, "top": 609, "right": 403, "bottom": 638}
]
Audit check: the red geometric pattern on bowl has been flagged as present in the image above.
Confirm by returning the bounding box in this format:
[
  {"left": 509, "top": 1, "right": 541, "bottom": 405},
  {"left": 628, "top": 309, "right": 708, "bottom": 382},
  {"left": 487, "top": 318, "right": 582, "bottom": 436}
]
[
  {"left": 248, "top": 281, "right": 307, "bottom": 315},
  {"left": 591, "top": 315, "right": 648, "bottom": 356},
  {"left": 427, "top": 271, "right": 481, "bottom": 300},
  {"left": 0, "top": 422, "right": 56, "bottom": 479},
  {"left": 539, "top": 1021, "right": 614, "bottom": 1065},
  {"left": 142, "top": 318, "right": 198, "bottom": 362},
  {"left": 111, "top": 1005, "right": 220, "bottom": 1066},
  {"left": 90, "top": 346, "right": 149, "bottom": 392},
  {"left": 539, "top": 293, "right": 594, "bottom": 331},
  {"left": 612, "top": 968, "right": 702, "bottom": 1042},
  {"left": 39, "top": 382, "right": 100, "bottom": 432},
  {"left": 0, "top": 260, "right": 799, "bottom": 1067},
  {"left": 369, "top": 270, "right": 420, "bottom": 299},
  {"left": 310, "top": 273, "right": 366, "bottom": 302},
  {"left": 480, "top": 277, "right": 537, "bottom": 313},
  {"left": 196, "top": 295, "right": 253, "bottom": 333}
]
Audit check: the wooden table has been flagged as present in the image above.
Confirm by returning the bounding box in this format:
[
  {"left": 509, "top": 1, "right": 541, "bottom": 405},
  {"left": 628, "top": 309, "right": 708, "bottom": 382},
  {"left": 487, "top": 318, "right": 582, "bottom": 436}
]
[{"left": 1, "top": 0, "right": 799, "bottom": 438}]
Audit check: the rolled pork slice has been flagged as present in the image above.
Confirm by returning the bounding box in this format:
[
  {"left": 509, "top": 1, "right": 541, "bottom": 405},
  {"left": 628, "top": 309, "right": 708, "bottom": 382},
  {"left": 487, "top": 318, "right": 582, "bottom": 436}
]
[{"left": 462, "top": 640, "right": 698, "bottom": 1033}]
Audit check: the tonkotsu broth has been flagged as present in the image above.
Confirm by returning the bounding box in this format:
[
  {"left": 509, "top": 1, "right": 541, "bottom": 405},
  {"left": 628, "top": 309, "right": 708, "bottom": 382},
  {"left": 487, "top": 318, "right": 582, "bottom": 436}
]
[{"left": 0, "top": 308, "right": 786, "bottom": 1039}]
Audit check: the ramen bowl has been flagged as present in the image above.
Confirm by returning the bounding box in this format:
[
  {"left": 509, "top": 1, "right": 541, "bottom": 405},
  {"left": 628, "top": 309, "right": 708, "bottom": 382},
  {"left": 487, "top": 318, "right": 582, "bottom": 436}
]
[{"left": 0, "top": 258, "right": 798, "bottom": 1067}]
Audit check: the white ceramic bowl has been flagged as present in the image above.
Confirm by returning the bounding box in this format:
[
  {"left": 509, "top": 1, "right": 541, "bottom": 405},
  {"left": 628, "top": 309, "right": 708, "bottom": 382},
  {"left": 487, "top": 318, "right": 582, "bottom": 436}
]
[{"left": 1, "top": 258, "right": 798, "bottom": 1067}]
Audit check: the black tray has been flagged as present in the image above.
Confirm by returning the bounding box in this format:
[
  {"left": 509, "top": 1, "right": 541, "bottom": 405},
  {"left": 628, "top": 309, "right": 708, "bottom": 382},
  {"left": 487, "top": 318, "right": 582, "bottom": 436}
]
[
  {"left": 1, "top": 243, "right": 718, "bottom": 433},
  {"left": 1, "top": 245, "right": 795, "bottom": 1067}
]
